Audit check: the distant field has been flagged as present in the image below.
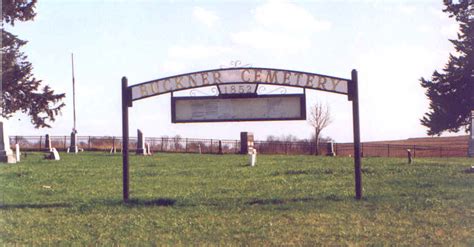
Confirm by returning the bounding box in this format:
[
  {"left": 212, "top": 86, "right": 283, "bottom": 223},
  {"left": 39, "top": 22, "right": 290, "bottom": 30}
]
[
  {"left": 0, "top": 152, "right": 472, "bottom": 245},
  {"left": 369, "top": 135, "right": 469, "bottom": 148}
]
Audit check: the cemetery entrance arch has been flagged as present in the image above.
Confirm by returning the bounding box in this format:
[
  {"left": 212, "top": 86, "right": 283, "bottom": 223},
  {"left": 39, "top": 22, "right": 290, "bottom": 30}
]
[{"left": 121, "top": 67, "right": 362, "bottom": 201}]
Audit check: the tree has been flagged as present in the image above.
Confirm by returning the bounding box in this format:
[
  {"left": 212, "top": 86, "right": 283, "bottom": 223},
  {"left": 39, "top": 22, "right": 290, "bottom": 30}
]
[
  {"left": 308, "top": 102, "right": 332, "bottom": 155},
  {"left": 1, "top": 0, "right": 65, "bottom": 128},
  {"left": 420, "top": 0, "right": 474, "bottom": 136}
]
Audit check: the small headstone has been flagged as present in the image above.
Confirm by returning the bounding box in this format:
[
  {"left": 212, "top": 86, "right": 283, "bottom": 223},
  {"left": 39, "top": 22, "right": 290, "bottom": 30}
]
[
  {"left": 146, "top": 143, "right": 152, "bottom": 155},
  {"left": 326, "top": 141, "right": 336, "bottom": 156},
  {"left": 198, "top": 144, "right": 202, "bottom": 154},
  {"left": 15, "top": 144, "right": 21, "bottom": 162},
  {"left": 45, "top": 148, "right": 60, "bottom": 160},
  {"left": 69, "top": 131, "right": 78, "bottom": 154},
  {"left": 248, "top": 147, "right": 257, "bottom": 167},
  {"left": 0, "top": 121, "right": 16, "bottom": 163},
  {"left": 407, "top": 149, "right": 413, "bottom": 164},
  {"left": 218, "top": 140, "right": 223, "bottom": 155},
  {"left": 136, "top": 129, "right": 146, "bottom": 155}
]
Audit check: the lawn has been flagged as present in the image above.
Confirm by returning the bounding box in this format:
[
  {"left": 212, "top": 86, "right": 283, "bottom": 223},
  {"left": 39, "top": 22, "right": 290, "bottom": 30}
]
[{"left": 0, "top": 152, "right": 472, "bottom": 245}]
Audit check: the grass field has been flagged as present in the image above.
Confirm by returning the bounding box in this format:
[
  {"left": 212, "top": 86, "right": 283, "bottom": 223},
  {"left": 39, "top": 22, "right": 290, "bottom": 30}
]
[{"left": 0, "top": 152, "right": 472, "bottom": 245}]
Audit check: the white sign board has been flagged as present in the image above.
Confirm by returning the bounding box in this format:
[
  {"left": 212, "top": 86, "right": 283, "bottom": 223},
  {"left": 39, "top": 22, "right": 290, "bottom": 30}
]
[{"left": 172, "top": 95, "right": 305, "bottom": 123}]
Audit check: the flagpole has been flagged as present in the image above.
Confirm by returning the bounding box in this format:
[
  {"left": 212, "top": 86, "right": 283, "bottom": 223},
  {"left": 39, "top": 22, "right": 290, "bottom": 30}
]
[{"left": 71, "top": 53, "right": 76, "bottom": 133}]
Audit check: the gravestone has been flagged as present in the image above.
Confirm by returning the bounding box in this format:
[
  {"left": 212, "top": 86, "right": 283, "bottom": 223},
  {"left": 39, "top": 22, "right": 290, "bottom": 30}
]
[
  {"left": 248, "top": 147, "right": 257, "bottom": 166},
  {"left": 45, "top": 134, "right": 52, "bottom": 151},
  {"left": 240, "top": 132, "right": 254, "bottom": 154},
  {"left": 68, "top": 131, "right": 78, "bottom": 154},
  {"left": 198, "top": 144, "right": 202, "bottom": 154},
  {"left": 45, "top": 147, "right": 60, "bottom": 160},
  {"left": 468, "top": 110, "right": 474, "bottom": 157},
  {"left": 136, "top": 129, "right": 146, "bottom": 155},
  {"left": 0, "top": 121, "right": 16, "bottom": 163},
  {"left": 326, "top": 141, "right": 336, "bottom": 156},
  {"left": 407, "top": 149, "right": 413, "bottom": 164},
  {"left": 146, "top": 143, "right": 152, "bottom": 155},
  {"left": 15, "top": 144, "right": 20, "bottom": 162},
  {"left": 218, "top": 140, "right": 223, "bottom": 155}
]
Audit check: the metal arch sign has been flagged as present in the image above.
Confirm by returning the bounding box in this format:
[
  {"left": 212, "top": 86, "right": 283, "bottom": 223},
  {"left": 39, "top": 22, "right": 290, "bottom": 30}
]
[
  {"left": 120, "top": 67, "right": 362, "bottom": 202},
  {"left": 130, "top": 67, "right": 350, "bottom": 101}
]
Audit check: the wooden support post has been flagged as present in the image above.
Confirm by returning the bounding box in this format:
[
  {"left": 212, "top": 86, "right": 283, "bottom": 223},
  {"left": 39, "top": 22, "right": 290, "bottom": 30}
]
[
  {"left": 122, "top": 76, "right": 130, "bottom": 202},
  {"left": 350, "top": 69, "right": 362, "bottom": 200}
]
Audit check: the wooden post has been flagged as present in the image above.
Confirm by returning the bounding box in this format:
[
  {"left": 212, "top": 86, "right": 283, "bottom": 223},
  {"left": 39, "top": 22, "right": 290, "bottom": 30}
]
[
  {"left": 350, "top": 69, "right": 362, "bottom": 200},
  {"left": 122, "top": 76, "right": 130, "bottom": 202},
  {"left": 64, "top": 136, "right": 66, "bottom": 150},
  {"left": 387, "top": 144, "right": 390, "bottom": 157},
  {"left": 413, "top": 144, "right": 416, "bottom": 158},
  {"left": 88, "top": 136, "right": 91, "bottom": 150}
]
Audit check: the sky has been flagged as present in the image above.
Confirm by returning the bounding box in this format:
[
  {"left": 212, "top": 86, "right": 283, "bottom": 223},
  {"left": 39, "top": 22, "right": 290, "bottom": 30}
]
[{"left": 5, "top": 0, "right": 462, "bottom": 142}]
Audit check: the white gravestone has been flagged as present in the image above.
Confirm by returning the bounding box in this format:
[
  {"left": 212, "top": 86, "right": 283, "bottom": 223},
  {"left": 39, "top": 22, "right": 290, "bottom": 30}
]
[
  {"left": 45, "top": 148, "right": 60, "bottom": 160},
  {"left": 146, "top": 143, "right": 152, "bottom": 155},
  {"left": 15, "top": 144, "right": 20, "bottom": 162},
  {"left": 0, "top": 121, "right": 16, "bottom": 163},
  {"left": 248, "top": 147, "right": 257, "bottom": 167}
]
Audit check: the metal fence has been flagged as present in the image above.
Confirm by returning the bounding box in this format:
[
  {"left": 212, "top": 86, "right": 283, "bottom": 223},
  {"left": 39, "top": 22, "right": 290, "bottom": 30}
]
[{"left": 9, "top": 135, "right": 469, "bottom": 158}]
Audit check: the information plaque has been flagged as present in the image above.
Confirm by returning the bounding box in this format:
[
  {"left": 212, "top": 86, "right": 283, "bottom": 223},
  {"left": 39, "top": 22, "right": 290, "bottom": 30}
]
[{"left": 171, "top": 94, "right": 306, "bottom": 123}]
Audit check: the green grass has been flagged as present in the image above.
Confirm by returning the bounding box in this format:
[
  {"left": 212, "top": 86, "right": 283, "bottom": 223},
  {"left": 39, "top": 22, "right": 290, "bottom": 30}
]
[{"left": 0, "top": 152, "right": 472, "bottom": 245}]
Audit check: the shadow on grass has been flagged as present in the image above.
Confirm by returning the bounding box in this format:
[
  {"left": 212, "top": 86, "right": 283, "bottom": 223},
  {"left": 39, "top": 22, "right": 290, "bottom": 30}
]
[
  {"left": 0, "top": 202, "right": 72, "bottom": 210},
  {"left": 246, "top": 197, "right": 314, "bottom": 205},
  {"left": 95, "top": 198, "right": 177, "bottom": 207},
  {"left": 126, "top": 198, "right": 176, "bottom": 207}
]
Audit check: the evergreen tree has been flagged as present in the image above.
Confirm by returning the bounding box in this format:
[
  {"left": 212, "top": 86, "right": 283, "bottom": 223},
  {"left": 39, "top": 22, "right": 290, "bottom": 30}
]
[
  {"left": 1, "top": 0, "right": 65, "bottom": 128},
  {"left": 420, "top": 0, "right": 474, "bottom": 135}
]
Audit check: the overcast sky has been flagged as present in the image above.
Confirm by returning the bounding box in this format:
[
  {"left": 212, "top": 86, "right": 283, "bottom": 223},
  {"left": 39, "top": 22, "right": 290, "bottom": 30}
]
[{"left": 6, "top": 0, "right": 460, "bottom": 142}]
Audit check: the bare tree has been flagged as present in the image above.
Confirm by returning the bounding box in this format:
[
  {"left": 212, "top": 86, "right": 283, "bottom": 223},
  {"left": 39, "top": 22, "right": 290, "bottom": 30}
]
[{"left": 308, "top": 102, "right": 332, "bottom": 155}]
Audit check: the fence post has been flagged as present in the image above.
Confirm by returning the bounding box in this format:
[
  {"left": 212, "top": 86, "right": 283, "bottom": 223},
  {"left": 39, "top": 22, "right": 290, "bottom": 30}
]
[
  {"left": 161, "top": 137, "right": 164, "bottom": 152},
  {"left": 413, "top": 145, "right": 416, "bottom": 158},
  {"left": 210, "top": 139, "right": 213, "bottom": 154},
  {"left": 387, "top": 144, "right": 390, "bottom": 157},
  {"left": 88, "top": 136, "right": 91, "bottom": 150},
  {"left": 63, "top": 136, "right": 67, "bottom": 150},
  {"left": 185, "top": 138, "right": 188, "bottom": 153},
  {"left": 39, "top": 136, "right": 43, "bottom": 151}
]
